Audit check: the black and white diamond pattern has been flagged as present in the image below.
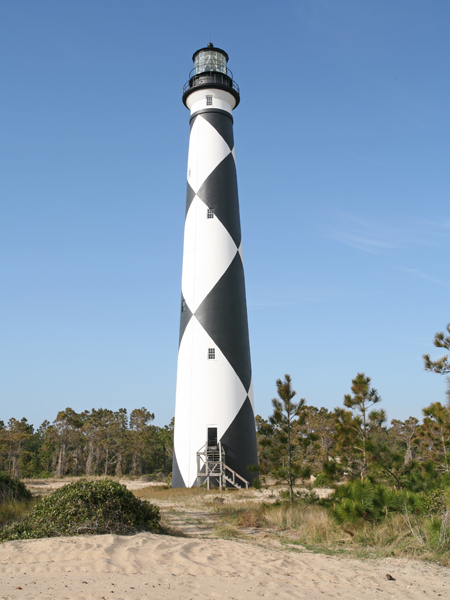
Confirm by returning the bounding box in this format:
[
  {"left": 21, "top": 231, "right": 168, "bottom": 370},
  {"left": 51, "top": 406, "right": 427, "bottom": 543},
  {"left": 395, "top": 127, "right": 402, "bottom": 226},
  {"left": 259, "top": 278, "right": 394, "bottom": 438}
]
[{"left": 173, "top": 110, "right": 257, "bottom": 488}]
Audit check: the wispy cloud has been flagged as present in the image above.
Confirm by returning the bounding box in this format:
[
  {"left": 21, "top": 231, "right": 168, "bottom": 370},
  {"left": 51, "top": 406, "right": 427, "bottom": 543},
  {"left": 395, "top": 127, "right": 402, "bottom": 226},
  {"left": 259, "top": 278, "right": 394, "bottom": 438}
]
[
  {"left": 327, "top": 213, "right": 407, "bottom": 254},
  {"left": 412, "top": 217, "right": 450, "bottom": 234},
  {"left": 399, "top": 268, "right": 450, "bottom": 288},
  {"left": 326, "top": 213, "right": 450, "bottom": 254},
  {"left": 329, "top": 229, "right": 397, "bottom": 252}
]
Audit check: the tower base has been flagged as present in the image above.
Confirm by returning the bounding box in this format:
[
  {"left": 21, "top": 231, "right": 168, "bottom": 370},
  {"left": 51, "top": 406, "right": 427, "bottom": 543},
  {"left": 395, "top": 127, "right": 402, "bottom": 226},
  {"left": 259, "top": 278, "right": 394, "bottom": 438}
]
[{"left": 196, "top": 441, "right": 249, "bottom": 490}]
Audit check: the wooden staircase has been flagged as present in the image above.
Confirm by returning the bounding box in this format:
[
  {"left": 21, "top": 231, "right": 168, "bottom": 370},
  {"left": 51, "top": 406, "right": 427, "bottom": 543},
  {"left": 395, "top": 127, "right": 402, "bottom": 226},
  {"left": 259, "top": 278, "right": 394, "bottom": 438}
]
[{"left": 196, "top": 442, "right": 249, "bottom": 490}]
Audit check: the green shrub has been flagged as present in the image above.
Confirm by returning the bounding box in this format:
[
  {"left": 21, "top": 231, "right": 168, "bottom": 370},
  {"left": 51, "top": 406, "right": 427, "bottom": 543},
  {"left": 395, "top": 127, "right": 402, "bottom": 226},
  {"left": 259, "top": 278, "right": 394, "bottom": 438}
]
[
  {"left": 326, "top": 480, "right": 423, "bottom": 524},
  {"left": 427, "top": 513, "right": 450, "bottom": 548},
  {"left": 0, "top": 473, "right": 32, "bottom": 503},
  {"left": 313, "top": 473, "right": 334, "bottom": 488},
  {"left": 34, "top": 471, "right": 53, "bottom": 479},
  {"left": 420, "top": 489, "right": 449, "bottom": 516},
  {"left": 278, "top": 488, "right": 319, "bottom": 504},
  {"left": 0, "top": 479, "right": 161, "bottom": 542},
  {"left": 252, "top": 477, "right": 262, "bottom": 490},
  {"left": 317, "top": 459, "right": 342, "bottom": 486}
]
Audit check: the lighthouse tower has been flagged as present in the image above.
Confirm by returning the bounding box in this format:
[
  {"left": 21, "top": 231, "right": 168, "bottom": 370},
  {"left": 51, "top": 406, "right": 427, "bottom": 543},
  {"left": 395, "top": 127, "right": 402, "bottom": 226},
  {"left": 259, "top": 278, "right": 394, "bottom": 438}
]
[{"left": 172, "top": 44, "right": 257, "bottom": 488}]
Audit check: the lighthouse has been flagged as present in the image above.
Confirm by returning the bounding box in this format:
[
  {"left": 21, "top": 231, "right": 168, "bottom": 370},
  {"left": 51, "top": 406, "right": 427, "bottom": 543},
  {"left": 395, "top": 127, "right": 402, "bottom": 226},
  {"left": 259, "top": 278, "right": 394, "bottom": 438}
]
[{"left": 172, "top": 44, "right": 257, "bottom": 488}]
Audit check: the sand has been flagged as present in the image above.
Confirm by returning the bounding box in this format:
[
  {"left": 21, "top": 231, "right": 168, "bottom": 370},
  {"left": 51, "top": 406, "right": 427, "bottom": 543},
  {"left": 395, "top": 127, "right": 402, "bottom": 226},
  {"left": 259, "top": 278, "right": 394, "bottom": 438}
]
[
  {"left": 23, "top": 479, "right": 167, "bottom": 498},
  {"left": 2, "top": 482, "right": 449, "bottom": 598},
  {"left": 1, "top": 532, "right": 449, "bottom": 600}
]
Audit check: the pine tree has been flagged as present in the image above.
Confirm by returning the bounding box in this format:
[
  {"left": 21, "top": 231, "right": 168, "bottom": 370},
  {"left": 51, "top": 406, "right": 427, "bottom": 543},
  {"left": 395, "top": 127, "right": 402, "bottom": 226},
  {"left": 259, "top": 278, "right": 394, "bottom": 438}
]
[
  {"left": 334, "top": 373, "right": 386, "bottom": 481},
  {"left": 423, "top": 322, "right": 450, "bottom": 375},
  {"left": 423, "top": 322, "right": 450, "bottom": 404},
  {"left": 415, "top": 402, "right": 450, "bottom": 473},
  {"left": 260, "top": 375, "right": 316, "bottom": 503}
]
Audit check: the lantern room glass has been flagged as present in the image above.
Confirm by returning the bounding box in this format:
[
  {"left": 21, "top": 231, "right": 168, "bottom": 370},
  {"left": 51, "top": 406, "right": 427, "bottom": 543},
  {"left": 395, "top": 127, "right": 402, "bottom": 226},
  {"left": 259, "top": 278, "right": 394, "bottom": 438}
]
[{"left": 194, "top": 50, "right": 227, "bottom": 75}]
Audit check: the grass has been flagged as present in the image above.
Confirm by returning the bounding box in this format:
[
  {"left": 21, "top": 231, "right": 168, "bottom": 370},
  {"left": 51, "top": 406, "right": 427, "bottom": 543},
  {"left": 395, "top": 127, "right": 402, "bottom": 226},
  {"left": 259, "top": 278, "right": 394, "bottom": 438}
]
[
  {"left": 0, "top": 498, "right": 38, "bottom": 528},
  {"left": 213, "top": 524, "right": 245, "bottom": 538},
  {"left": 213, "top": 501, "right": 266, "bottom": 528},
  {"left": 210, "top": 497, "right": 450, "bottom": 565},
  {"left": 0, "top": 473, "right": 32, "bottom": 503},
  {"left": 0, "top": 473, "right": 39, "bottom": 533},
  {"left": 351, "top": 511, "right": 450, "bottom": 564},
  {"left": 282, "top": 540, "right": 347, "bottom": 557},
  {"left": 134, "top": 485, "right": 218, "bottom": 503},
  {"left": 214, "top": 500, "right": 339, "bottom": 535}
]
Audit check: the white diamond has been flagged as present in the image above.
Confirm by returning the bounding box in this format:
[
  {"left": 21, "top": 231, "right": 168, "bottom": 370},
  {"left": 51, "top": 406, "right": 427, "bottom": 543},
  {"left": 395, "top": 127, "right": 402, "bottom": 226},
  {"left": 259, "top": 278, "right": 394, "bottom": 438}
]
[
  {"left": 181, "top": 196, "right": 237, "bottom": 312},
  {"left": 188, "top": 116, "right": 231, "bottom": 194}
]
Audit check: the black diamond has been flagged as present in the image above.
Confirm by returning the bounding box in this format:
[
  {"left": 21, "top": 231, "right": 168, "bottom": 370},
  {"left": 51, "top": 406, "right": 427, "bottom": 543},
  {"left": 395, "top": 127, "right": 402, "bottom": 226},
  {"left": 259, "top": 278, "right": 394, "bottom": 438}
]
[
  {"left": 200, "top": 111, "right": 234, "bottom": 152},
  {"left": 197, "top": 153, "right": 241, "bottom": 248},
  {"left": 195, "top": 252, "right": 251, "bottom": 392},
  {"left": 185, "top": 182, "right": 196, "bottom": 217},
  {"left": 189, "top": 114, "right": 198, "bottom": 130},
  {"left": 179, "top": 294, "right": 193, "bottom": 347},
  {"left": 171, "top": 450, "right": 186, "bottom": 488},
  {"left": 220, "top": 397, "right": 258, "bottom": 484}
]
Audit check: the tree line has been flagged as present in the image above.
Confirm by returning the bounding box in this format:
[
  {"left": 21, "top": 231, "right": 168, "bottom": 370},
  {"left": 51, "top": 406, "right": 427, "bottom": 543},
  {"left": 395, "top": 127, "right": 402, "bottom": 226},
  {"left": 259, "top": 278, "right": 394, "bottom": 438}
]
[
  {"left": 0, "top": 407, "right": 173, "bottom": 479},
  {"left": 256, "top": 322, "right": 450, "bottom": 501},
  {"left": 2, "top": 322, "right": 449, "bottom": 488}
]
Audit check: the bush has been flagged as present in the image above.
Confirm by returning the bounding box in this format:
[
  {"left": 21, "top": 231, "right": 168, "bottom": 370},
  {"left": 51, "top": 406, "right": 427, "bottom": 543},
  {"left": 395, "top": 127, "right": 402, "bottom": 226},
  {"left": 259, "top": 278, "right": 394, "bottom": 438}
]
[
  {"left": 326, "top": 480, "right": 423, "bottom": 524},
  {"left": 427, "top": 512, "right": 450, "bottom": 548},
  {"left": 0, "top": 472, "right": 32, "bottom": 503},
  {"left": 34, "top": 471, "right": 53, "bottom": 479},
  {"left": 421, "top": 489, "right": 449, "bottom": 516},
  {"left": 0, "top": 479, "right": 161, "bottom": 542},
  {"left": 252, "top": 477, "right": 262, "bottom": 490},
  {"left": 313, "top": 473, "right": 334, "bottom": 488},
  {"left": 278, "top": 488, "right": 319, "bottom": 504}
]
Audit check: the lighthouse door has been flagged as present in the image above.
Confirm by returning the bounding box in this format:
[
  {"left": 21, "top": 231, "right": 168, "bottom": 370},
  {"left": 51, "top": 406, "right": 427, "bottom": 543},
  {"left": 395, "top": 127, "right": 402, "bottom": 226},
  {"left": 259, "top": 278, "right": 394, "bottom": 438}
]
[{"left": 207, "top": 427, "right": 218, "bottom": 450}]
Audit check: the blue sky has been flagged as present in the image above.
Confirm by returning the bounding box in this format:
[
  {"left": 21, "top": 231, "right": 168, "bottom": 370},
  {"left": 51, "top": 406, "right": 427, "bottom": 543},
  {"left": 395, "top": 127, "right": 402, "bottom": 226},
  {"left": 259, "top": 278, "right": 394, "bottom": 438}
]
[{"left": 1, "top": 0, "right": 449, "bottom": 430}]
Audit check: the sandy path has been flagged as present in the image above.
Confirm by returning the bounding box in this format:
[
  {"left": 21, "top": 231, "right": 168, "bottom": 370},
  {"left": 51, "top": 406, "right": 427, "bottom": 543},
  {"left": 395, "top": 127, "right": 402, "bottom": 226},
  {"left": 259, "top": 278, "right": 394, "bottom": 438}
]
[
  {"left": 23, "top": 479, "right": 166, "bottom": 498},
  {"left": 1, "top": 533, "right": 449, "bottom": 600}
]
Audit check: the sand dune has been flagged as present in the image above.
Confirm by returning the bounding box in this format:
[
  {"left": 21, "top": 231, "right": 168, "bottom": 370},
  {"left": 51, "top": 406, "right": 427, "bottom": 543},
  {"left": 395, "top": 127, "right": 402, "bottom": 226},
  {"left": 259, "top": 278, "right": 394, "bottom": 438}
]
[{"left": 0, "top": 532, "right": 449, "bottom": 599}]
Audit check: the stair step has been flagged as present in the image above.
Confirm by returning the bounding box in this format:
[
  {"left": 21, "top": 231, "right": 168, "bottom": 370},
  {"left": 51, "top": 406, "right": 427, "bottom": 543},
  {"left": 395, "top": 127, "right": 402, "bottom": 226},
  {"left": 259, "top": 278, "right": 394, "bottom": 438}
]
[
  {"left": 224, "top": 476, "right": 241, "bottom": 488},
  {"left": 197, "top": 444, "right": 249, "bottom": 489}
]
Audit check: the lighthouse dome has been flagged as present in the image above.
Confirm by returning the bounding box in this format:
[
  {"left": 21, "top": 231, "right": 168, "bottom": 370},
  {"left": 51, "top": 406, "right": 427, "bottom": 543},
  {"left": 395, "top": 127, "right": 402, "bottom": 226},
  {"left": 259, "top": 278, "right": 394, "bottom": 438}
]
[
  {"left": 183, "top": 43, "right": 240, "bottom": 108},
  {"left": 193, "top": 43, "right": 228, "bottom": 75}
]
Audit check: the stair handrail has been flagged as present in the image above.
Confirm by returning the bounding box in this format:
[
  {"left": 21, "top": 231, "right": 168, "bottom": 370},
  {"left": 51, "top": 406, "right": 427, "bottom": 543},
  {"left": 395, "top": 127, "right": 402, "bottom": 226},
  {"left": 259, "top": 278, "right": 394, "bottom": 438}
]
[
  {"left": 223, "top": 463, "right": 249, "bottom": 489},
  {"left": 197, "top": 441, "right": 249, "bottom": 490}
]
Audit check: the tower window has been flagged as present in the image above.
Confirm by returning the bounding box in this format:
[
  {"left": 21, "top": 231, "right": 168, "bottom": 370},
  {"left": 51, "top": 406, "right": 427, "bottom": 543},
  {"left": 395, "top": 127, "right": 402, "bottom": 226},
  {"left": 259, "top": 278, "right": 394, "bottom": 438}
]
[
  {"left": 206, "top": 95, "right": 213, "bottom": 106},
  {"left": 181, "top": 299, "right": 187, "bottom": 312},
  {"left": 208, "top": 348, "right": 215, "bottom": 360},
  {"left": 207, "top": 208, "right": 214, "bottom": 219}
]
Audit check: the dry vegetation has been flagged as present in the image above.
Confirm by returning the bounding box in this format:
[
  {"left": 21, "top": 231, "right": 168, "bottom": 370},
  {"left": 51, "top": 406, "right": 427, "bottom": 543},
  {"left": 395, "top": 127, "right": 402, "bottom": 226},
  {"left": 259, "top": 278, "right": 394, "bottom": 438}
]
[
  {"left": 2, "top": 477, "right": 450, "bottom": 567},
  {"left": 0, "top": 499, "right": 38, "bottom": 528},
  {"left": 134, "top": 483, "right": 450, "bottom": 566}
]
